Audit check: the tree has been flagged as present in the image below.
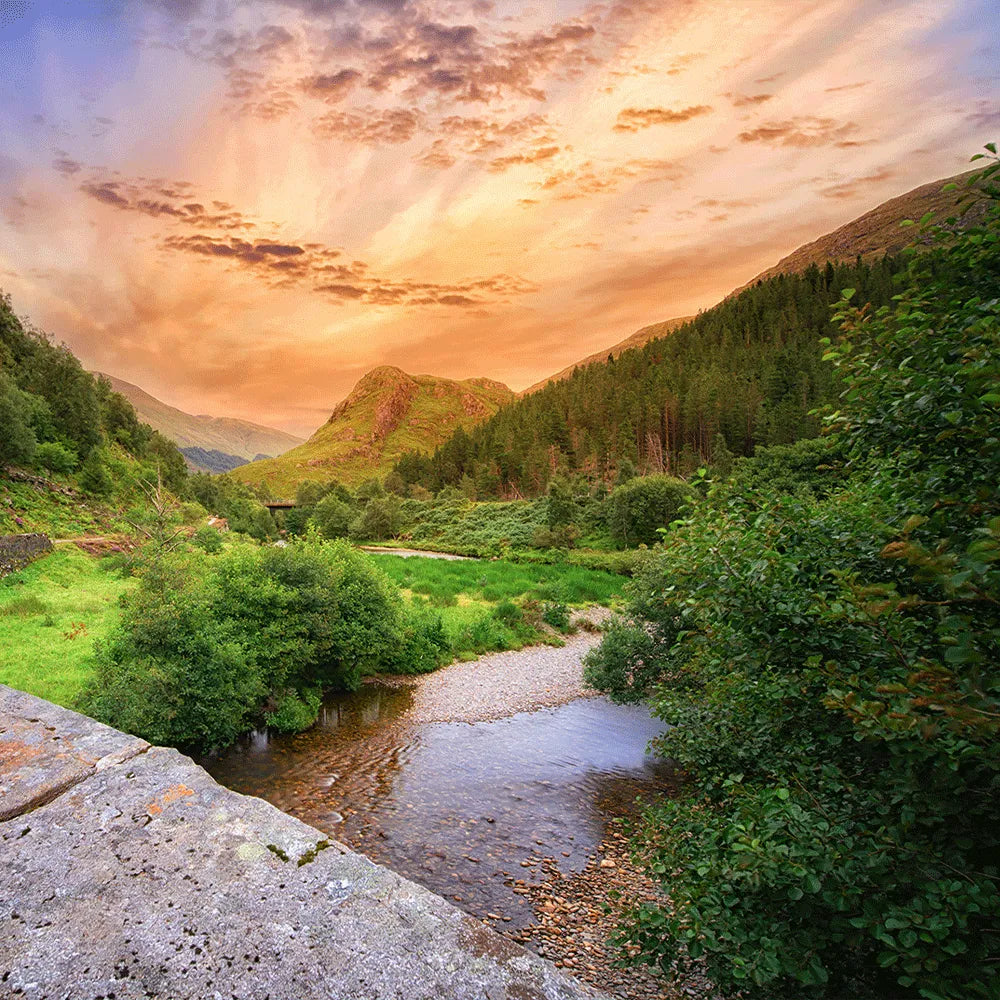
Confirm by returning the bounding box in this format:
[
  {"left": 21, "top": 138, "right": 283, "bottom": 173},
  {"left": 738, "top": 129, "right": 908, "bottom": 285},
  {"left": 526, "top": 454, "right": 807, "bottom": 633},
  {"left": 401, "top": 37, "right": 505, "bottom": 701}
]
[
  {"left": 606, "top": 474, "right": 694, "bottom": 547},
  {"left": 312, "top": 493, "right": 354, "bottom": 539},
  {"left": 0, "top": 371, "right": 37, "bottom": 466}
]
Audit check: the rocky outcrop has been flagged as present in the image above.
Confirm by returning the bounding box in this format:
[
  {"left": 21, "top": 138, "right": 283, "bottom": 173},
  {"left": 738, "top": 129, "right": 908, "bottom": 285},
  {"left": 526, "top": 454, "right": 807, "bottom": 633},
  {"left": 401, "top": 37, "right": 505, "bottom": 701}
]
[
  {"left": 0, "top": 532, "right": 53, "bottom": 577},
  {"left": 0, "top": 686, "right": 601, "bottom": 1000}
]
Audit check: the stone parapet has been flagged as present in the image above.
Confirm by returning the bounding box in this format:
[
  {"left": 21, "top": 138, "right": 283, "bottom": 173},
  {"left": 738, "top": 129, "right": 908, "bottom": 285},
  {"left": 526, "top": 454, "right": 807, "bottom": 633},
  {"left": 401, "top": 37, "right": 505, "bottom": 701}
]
[{"left": 0, "top": 685, "right": 602, "bottom": 1000}]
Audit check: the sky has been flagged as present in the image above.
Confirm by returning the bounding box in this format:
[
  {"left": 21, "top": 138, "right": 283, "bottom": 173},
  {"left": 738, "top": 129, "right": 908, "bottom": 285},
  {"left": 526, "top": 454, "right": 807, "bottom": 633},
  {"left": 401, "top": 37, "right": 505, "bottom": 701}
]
[{"left": 0, "top": 0, "right": 997, "bottom": 436}]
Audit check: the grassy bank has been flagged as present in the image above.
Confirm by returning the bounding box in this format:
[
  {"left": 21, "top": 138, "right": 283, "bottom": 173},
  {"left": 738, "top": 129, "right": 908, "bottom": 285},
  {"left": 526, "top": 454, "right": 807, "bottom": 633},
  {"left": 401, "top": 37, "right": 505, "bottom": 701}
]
[
  {"left": 0, "top": 547, "right": 132, "bottom": 707},
  {"left": 371, "top": 553, "right": 623, "bottom": 661},
  {"left": 0, "top": 546, "right": 622, "bottom": 710}
]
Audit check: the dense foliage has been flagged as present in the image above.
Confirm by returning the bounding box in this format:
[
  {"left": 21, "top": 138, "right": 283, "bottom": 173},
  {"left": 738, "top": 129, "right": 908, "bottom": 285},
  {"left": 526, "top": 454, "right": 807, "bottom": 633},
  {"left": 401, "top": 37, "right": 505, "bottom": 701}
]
[
  {"left": 392, "top": 255, "right": 908, "bottom": 497},
  {"left": 585, "top": 159, "right": 1000, "bottom": 999},
  {"left": 0, "top": 293, "right": 188, "bottom": 492},
  {"left": 84, "top": 539, "right": 412, "bottom": 749}
]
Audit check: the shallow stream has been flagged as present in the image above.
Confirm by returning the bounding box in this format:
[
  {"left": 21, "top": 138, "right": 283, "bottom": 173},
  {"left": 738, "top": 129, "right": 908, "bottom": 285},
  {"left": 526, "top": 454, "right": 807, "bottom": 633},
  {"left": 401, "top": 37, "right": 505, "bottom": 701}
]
[{"left": 201, "top": 685, "right": 672, "bottom": 926}]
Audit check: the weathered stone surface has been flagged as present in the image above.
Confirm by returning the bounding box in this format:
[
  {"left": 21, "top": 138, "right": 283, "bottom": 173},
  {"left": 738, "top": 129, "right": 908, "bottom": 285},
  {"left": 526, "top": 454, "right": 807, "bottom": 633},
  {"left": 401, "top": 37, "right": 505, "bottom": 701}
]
[
  {"left": 0, "top": 687, "right": 148, "bottom": 821},
  {"left": 0, "top": 533, "right": 53, "bottom": 578},
  {"left": 0, "top": 687, "right": 603, "bottom": 999}
]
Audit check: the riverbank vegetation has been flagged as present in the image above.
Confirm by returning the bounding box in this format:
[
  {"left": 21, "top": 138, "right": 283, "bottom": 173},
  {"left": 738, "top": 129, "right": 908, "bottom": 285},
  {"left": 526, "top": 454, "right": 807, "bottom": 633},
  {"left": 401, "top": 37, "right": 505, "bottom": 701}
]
[
  {"left": 585, "top": 153, "right": 1000, "bottom": 999},
  {"left": 0, "top": 535, "right": 622, "bottom": 745}
]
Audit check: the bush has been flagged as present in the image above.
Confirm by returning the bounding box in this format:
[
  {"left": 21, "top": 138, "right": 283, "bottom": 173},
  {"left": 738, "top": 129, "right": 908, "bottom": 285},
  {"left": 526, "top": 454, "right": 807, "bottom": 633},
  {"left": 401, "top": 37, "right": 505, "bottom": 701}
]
[
  {"left": 34, "top": 440, "right": 77, "bottom": 475},
  {"left": 265, "top": 688, "right": 322, "bottom": 733},
  {"left": 585, "top": 159, "right": 1000, "bottom": 999},
  {"left": 192, "top": 525, "right": 223, "bottom": 553},
  {"left": 78, "top": 448, "right": 113, "bottom": 496},
  {"left": 83, "top": 562, "right": 263, "bottom": 749},
  {"left": 607, "top": 474, "right": 695, "bottom": 547},
  {"left": 85, "top": 539, "right": 409, "bottom": 749}
]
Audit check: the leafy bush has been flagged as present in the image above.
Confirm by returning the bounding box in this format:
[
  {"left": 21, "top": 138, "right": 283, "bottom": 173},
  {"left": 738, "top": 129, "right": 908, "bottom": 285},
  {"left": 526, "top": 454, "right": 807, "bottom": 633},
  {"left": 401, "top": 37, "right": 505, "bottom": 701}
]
[
  {"left": 265, "top": 688, "right": 322, "bottom": 733},
  {"left": 192, "top": 524, "right": 223, "bottom": 553},
  {"left": 85, "top": 539, "right": 410, "bottom": 749},
  {"left": 541, "top": 601, "right": 570, "bottom": 630},
  {"left": 606, "top": 474, "right": 695, "bottom": 547},
  {"left": 34, "top": 441, "right": 78, "bottom": 474},
  {"left": 585, "top": 159, "right": 1000, "bottom": 999}
]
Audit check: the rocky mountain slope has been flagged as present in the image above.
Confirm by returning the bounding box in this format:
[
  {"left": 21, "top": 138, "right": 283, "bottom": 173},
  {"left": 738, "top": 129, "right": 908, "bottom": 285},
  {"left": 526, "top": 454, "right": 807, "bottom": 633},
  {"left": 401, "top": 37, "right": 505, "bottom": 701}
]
[
  {"left": 98, "top": 374, "right": 303, "bottom": 472},
  {"left": 230, "top": 367, "right": 514, "bottom": 493},
  {"left": 737, "top": 167, "right": 986, "bottom": 290}
]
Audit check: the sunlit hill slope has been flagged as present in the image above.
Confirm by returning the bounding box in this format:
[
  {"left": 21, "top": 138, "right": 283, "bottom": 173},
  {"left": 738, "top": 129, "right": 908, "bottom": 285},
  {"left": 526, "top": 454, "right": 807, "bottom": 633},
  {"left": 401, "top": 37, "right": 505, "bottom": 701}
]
[{"left": 230, "top": 366, "right": 514, "bottom": 494}]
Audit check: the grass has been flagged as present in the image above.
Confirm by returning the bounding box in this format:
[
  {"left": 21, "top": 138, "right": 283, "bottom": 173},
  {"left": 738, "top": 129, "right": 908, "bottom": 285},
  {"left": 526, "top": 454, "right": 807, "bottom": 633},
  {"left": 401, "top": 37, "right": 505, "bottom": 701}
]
[
  {"left": 0, "top": 478, "right": 110, "bottom": 537},
  {"left": 0, "top": 548, "right": 132, "bottom": 707},
  {"left": 372, "top": 554, "right": 623, "bottom": 607},
  {"left": 371, "top": 553, "right": 623, "bottom": 662}
]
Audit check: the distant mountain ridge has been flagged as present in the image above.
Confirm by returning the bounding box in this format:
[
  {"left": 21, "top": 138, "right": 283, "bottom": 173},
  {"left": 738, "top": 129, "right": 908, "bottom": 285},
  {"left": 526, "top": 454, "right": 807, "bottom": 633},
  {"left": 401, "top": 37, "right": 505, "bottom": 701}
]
[
  {"left": 738, "top": 167, "right": 988, "bottom": 290},
  {"left": 98, "top": 374, "right": 304, "bottom": 472},
  {"left": 230, "top": 366, "right": 514, "bottom": 492}
]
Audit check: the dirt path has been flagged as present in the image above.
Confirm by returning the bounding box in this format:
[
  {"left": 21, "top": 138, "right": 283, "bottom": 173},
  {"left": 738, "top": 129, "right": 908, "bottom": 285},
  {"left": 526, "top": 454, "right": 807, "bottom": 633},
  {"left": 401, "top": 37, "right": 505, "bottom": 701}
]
[{"left": 358, "top": 546, "right": 475, "bottom": 560}]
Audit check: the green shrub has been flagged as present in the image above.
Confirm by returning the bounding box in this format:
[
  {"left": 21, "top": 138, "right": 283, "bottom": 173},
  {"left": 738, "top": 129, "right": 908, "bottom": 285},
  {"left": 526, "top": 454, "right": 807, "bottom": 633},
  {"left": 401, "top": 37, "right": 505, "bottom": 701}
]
[
  {"left": 83, "top": 563, "right": 263, "bottom": 749},
  {"left": 34, "top": 441, "right": 78, "bottom": 474},
  {"left": 387, "top": 610, "right": 452, "bottom": 674},
  {"left": 607, "top": 474, "right": 695, "bottom": 547},
  {"left": 85, "top": 539, "right": 409, "bottom": 749},
  {"left": 265, "top": 688, "right": 322, "bottom": 733},
  {"left": 192, "top": 525, "right": 223, "bottom": 553},
  {"left": 541, "top": 601, "right": 570, "bottom": 630}
]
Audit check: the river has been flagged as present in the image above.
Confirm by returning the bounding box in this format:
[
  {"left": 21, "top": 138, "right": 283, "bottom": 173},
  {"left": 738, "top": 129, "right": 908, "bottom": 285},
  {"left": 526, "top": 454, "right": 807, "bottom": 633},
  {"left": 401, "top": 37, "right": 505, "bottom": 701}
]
[{"left": 200, "top": 682, "right": 673, "bottom": 929}]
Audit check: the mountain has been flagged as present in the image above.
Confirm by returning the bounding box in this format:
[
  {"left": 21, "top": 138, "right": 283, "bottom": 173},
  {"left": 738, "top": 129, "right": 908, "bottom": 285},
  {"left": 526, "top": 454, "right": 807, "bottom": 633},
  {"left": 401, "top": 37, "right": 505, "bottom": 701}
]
[
  {"left": 98, "top": 374, "right": 304, "bottom": 473},
  {"left": 738, "top": 167, "right": 987, "bottom": 290},
  {"left": 392, "top": 167, "right": 991, "bottom": 499},
  {"left": 522, "top": 316, "right": 694, "bottom": 394},
  {"left": 230, "top": 366, "right": 515, "bottom": 494},
  {"left": 526, "top": 169, "right": 987, "bottom": 397}
]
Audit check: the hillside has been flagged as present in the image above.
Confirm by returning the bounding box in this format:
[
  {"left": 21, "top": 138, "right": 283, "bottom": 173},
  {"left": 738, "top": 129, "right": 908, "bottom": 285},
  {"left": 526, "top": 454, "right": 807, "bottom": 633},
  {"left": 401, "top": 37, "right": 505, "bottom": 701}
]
[
  {"left": 522, "top": 316, "right": 694, "bottom": 394},
  {"left": 392, "top": 167, "right": 991, "bottom": 497},
  {"left": 98, "top": 374, "right": 303, "bottom": 472},
  {"left": 738, "top": 167, "right": 987, "bottom": 289},
  {"left": 230, "top": 367, "right": 514, "bottom": 494}
]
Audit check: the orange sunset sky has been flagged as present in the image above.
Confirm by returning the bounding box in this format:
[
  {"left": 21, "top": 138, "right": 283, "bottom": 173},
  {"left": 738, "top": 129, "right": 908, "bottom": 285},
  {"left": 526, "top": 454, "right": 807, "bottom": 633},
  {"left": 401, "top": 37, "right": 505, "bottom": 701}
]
[{"left": 0, "top": 0, "right": 997, "bottom": 436}]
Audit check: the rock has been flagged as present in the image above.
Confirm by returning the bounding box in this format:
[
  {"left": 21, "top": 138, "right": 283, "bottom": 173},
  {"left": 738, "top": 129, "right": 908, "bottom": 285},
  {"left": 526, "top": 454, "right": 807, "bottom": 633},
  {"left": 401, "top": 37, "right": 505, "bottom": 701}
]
[{"left": 0, "top": 686, "right": 606, "bottom": 1000}]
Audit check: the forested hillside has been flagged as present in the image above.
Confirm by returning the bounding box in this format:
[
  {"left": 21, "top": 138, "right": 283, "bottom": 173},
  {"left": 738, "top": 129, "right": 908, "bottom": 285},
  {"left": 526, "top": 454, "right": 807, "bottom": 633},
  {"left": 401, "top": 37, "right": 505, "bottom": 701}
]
[
  {"left": 395, "top": 255, "right": 904, "bottom": 496},
  {"left": 0, "top": 294, "right": 187, "bottom": 494}
]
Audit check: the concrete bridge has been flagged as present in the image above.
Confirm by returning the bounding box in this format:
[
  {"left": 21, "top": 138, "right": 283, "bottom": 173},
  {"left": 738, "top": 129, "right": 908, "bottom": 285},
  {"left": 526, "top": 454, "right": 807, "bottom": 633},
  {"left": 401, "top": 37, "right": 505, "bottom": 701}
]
[{"left": 0, "top": 685, "right": 601, "bottom": 999}]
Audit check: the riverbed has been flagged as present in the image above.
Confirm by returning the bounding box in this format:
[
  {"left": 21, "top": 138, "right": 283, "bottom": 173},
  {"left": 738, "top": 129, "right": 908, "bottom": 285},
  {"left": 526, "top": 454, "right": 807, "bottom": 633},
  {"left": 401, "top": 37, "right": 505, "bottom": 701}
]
[{"left": 202, "top": 683, "right": 673, "bottom": 928}]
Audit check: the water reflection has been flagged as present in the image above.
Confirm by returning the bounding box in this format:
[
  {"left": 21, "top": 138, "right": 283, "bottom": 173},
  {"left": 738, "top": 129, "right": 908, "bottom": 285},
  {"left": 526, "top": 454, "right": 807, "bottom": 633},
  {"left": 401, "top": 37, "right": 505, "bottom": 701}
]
[{"left": 201, "top": 686, "right": 672, "bottom": 924}]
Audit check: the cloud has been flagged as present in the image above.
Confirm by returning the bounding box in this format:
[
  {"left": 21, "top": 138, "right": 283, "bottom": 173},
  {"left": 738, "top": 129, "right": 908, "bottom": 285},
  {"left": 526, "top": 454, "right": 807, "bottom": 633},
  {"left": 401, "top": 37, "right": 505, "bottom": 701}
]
[
  {"left": 299, "top": 68, "right": 363, "bottom": 102},
  {"left": 728, "top": 93, "right": 773, "bottom": 107},
  {"left": 738, "top": 117, "right": 861, "bottom": 148},
  {"left": 613, "top": 105, "right": 712, "bottom": 132},
  {"left": 313, "top": 106, "right": 421, "bottom": 143},
  {"left": 819, "top": 167, "right": 896, "bottom": 199},
  {"left": 487, "top": 145, "right": 560, "bottom": 172},
  {"left": 77, "top": 174, "right": 253, "bottom": 230},
  {"left": 824, "top": 81, "right": 870, "bottom": 93},
  {"left": 538, "top": 157, "right": 684, "bottom": 200}
]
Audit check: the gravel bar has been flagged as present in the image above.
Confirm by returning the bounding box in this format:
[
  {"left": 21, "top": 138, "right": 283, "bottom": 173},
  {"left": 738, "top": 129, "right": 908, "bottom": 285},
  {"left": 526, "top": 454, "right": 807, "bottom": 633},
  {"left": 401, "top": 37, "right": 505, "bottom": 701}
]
[{"left": 402, "top": 609, "right": 613, "bottom": 724}]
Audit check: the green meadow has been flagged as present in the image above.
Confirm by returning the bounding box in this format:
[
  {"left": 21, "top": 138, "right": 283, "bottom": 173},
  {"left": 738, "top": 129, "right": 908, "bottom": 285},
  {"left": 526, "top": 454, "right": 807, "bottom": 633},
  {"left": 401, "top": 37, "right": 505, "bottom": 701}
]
[{"left": 0, "top": 547, "right": 133, "bottom": 707}]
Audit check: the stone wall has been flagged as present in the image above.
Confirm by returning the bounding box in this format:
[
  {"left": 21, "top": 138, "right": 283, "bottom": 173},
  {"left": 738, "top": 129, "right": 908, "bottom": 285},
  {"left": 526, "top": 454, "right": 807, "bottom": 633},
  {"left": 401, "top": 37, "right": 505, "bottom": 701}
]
[
  {"left": 0, "top": 685, "right": 603, "bottom": 1000},
  {"left": 0, "top": 532, "right": 53, "bottom": 577}
]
